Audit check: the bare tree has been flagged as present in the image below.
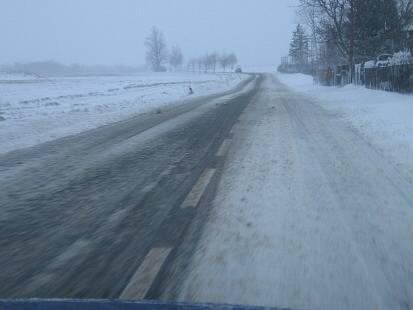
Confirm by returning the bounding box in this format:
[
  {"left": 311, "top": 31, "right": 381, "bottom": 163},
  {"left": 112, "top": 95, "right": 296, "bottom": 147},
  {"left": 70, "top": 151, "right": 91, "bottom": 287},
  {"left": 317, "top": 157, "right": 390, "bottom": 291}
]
[
  {"left": 145, "top": 26, "right": 168, "bottom": 72},
  {"left": 400, "top": 0, "right": 413, "bottom": 24},
  {"left": 209, "top": 52, "right": 219, "bottom": 72},
  {"left": 302, "top": 0, "right": 348, "bottom": 57},
  {"left": 196, "top": 57, "right": 203, "bottom": 72},
  {"left": 399, "top": 0, "right": 413, "bottom": 49},
  {"left": 219, "top": 53, "right": 231, "bottom": 72},
  {"left": 188, "top": 58, "right": 197, "bottom": 72},
  {"left": 191, "top": 52, "right": 238, "bottom": 73},
  {"left": 227, "top": 53, "right": 238, "bottom": 71},
  {"left": 169, "top": 45, "right": 183, "bottom": 71},
  {"left": 200, "top": 55, "right": 209, "bottom": 72},
  {"left": 200, "top": 53, "right": 217, "bottom": 72},
  {"left": 298, "top": 0, "right": 322, "bottom": 63}
]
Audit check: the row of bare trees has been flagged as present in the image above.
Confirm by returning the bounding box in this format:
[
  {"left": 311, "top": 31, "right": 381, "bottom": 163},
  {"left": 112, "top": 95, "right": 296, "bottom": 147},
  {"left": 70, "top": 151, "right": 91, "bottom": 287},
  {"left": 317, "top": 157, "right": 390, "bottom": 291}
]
[
  {"left": 188, "top": 53, "right": 238, "bottom": 73},
  {"left": 145, "top": 27, "right": 183, "bottom": 72},
  {"left": 145, "top": 26, "right": 238, "bottom": 73}
]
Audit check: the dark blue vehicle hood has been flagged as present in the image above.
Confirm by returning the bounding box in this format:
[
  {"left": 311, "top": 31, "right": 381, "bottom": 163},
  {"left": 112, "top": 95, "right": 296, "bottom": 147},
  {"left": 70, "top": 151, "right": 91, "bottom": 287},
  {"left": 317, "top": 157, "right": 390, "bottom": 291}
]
[{"left": 0, "top": 299, "right": 296, "bottom": 310}]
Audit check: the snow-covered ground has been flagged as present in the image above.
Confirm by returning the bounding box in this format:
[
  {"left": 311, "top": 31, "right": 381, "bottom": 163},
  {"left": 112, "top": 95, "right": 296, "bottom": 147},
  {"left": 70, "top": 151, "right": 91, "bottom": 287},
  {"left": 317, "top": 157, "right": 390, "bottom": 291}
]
[
  {"left": 277, "top": 72, "right": 413, "bottom": 177},
  {"left": 0, "top": 72, "right": 246, "bottom": 154},
  {"left": 178, "top": 75, "right": 413, "bottom": 310}
]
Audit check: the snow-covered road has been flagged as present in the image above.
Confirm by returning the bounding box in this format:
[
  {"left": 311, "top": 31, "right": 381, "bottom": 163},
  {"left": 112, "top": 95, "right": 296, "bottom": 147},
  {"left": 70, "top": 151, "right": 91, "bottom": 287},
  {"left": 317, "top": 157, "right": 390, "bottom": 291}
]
[
  {"left": 178, "top": 74, "right": 413, "bottom": 310},
  {"left": 2, "top": 72, "right": 413, "bottom": 309},
  {"left": 0, "top": 75, "right": 258, "bottom": 298}
]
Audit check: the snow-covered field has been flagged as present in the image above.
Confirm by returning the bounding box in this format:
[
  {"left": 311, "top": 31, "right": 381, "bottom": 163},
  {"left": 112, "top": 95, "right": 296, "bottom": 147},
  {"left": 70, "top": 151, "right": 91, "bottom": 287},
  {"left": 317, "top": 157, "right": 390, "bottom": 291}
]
[
  {"left": 277, "top": 72, "right": 413, "bottom": 177},
  {"left": 0, "top": 72, "right": 246, "bottom": 154}
]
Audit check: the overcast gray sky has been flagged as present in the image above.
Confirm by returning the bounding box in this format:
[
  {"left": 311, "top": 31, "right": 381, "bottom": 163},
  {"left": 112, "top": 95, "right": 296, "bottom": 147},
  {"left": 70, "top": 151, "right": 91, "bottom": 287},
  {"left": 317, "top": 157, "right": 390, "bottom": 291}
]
[{"left": 0, "top": 0, "right": 298, "bottom": 67}]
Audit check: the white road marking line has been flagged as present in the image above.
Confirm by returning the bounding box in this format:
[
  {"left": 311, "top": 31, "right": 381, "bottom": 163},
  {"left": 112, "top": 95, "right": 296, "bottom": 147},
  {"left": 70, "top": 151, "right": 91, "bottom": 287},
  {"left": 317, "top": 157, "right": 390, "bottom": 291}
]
[
  {"left": 216, "top": 139, "right": 232, "bottom": 157},
  {"left": 120, "top": 247, "right": 172, "bottom": 299},
  {"left": 181, "top": 168, "right": 216, "bottom": 208}
]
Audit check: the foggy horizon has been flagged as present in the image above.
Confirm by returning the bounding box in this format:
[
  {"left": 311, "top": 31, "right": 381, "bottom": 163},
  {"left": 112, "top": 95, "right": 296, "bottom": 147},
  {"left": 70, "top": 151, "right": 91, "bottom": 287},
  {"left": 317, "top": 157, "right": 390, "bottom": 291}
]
[{"left": 0, "top": 0, "right": 298, "bottom": 67}]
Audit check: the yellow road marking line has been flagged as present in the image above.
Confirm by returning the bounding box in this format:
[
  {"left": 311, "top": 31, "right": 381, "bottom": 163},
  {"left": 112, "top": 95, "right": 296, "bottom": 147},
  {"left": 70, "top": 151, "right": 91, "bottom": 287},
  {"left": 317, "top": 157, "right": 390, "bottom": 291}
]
[
  {"left": 181, "top": 169, "right": 216, "bottom": 208},
  {"left": 216, "top": 139, "right": 232, "bottom": 157},
  {"left": 120, "top": 247, "right": 172, "bottom": 299}
]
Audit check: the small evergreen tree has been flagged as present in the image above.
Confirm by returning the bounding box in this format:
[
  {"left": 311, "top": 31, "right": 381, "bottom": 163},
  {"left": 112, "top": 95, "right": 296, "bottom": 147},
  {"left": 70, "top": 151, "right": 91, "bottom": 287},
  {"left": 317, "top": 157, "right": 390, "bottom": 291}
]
[{"left": 289, "top": 24, "right": 310, "bottom": 66}]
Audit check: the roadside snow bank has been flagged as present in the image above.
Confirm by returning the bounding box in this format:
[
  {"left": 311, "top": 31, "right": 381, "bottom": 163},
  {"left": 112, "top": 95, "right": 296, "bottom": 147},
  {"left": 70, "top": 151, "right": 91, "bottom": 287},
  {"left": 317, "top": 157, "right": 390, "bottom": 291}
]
[
  {"left": 277, "top": 72, "right": 413, "bottom": 175},
  {"left": 0, "top": 72, "right": 246, "bottom": 154}
]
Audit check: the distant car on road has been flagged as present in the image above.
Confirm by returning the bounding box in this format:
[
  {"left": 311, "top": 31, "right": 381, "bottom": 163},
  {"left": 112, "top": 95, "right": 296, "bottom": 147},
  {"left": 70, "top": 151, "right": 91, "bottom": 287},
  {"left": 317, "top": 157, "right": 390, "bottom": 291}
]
[
  {"left": 375, "top": 54, "right": 392, "bottom": 67},
  {"left": 235, "top": 66, "right": 242, "bottom": 73}
]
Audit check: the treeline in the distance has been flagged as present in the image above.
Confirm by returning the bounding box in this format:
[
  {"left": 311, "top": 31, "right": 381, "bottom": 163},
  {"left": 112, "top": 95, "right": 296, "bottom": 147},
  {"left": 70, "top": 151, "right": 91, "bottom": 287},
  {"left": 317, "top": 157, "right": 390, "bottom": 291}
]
[
  {"left": 1, "top": 26, "right": 239, "bottom": 77},
  {"left": 145, "top": 26, "right": 238, "bottom": 73}
]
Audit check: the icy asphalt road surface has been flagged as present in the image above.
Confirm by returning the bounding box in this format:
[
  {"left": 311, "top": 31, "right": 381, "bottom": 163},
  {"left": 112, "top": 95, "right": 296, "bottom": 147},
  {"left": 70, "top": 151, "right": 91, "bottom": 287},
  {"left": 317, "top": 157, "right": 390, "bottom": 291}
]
[
  {"left": 177, "top": 75, "right": 413, "bottom": 310},
  {"left": 1, "top": 73, "right": 413, "bottom": 310},
  {"left": 0, "top": 75, "right": 259, "bottom": 298}
]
